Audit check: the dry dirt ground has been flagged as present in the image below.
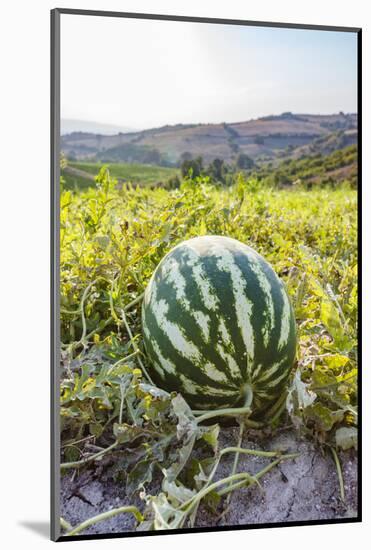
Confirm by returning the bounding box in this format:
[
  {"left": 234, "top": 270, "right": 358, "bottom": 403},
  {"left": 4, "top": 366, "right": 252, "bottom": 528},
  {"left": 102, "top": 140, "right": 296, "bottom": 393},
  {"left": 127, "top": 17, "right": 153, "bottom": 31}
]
[{"left": 60, "top": 428, "right": 358, "bottom": 536}]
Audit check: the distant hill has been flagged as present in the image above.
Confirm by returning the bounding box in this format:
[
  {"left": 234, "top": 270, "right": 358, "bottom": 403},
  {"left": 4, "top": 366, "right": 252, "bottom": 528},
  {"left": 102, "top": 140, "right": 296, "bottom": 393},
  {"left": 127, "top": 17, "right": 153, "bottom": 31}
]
[
  {"left": 61, "top": 119, "right": 137, "bottom": 136},
  {"left": 61, "top": 112, "right": 357, "bottom": 166}
]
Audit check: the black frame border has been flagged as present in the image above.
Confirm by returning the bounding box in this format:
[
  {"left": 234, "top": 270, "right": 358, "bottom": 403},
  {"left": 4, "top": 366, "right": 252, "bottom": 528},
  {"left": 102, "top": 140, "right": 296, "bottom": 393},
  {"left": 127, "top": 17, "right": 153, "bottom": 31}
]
[
  {"left": 51, "top": 7, "right": 61, "bottom": 543},
  {"left": 51, "top": 7, "right": 362, "bottom": 543}
]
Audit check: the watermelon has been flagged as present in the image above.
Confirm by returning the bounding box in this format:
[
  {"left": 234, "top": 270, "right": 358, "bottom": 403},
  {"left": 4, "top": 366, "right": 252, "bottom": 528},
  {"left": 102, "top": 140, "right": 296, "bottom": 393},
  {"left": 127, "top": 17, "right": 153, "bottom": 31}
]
[{"left": 141, "top": 235, "right": 296, "bottom": 417}]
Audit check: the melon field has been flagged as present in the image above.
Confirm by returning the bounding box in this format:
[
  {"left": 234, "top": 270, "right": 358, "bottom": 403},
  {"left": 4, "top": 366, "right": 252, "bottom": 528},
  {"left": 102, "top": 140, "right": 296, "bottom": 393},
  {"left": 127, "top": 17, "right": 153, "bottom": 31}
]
[{"left": 59, "top": 168, "right": 358, "bottom": 535}]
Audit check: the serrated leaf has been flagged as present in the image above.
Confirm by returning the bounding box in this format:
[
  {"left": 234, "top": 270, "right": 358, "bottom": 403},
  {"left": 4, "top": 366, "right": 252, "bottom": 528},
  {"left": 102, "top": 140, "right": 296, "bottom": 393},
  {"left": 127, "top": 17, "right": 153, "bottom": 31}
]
[
  {"left": 74, "top": 365, "right": 91, "bottom": 393},
  {"left": 64, "top": 446, "right": 80, "bottom": 463},
  {"left": 287, "top": 369, "right": 317, "bottom": 414},
  {"left": 192, "top": 457, "right": 216, "bottom": 489},
  {"left": 165, "top": 434, "right": 197, "bottom": 483},
  {"left": 149, "top": 492, "right": 186, "bottom": 530},
  {"left": 126, "top": 458, "right": 154, "bottom": 492},
  {"left": 203, "top": 489, "right": 221, "bottom": 512},
  {"left": 113, "top": 423, "right": 144, "bottom": 444},
  {"left": 305, "top": 402, "right": 344, "bottom": 432},
  {"left": 89, "top": 422, "right": 103, "bottom": 437},
  {"left": 312, "top": 369, "right": 337, "bottom": 389},
  {"left": 311, "top": 369, "right": 353, "bottom": 409},
  {"left": 171, "top": 394, "right": 198, "bottom": 440},
  {"left": 323, "top": 354, "right": 350, "bottom": 369},
  {"left": 162, "top": 477, "right": 196, "bottom": 505},
  {"left": 320, "top": 298, "right": 353, "bottom": 351},
  {"left": 201, "top": 423, "right": 220, "bottom": 452},
  {"left": 321, "top": 299, "right": 342, "bottom": 337},
  {"left": 139, "top": 383, "right": 170, "bottom": 400}
]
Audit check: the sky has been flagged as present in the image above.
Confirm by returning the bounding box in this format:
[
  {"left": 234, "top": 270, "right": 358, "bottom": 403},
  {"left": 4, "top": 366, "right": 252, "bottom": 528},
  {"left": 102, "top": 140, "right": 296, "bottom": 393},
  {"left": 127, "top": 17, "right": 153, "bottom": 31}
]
[{"left": 61, "top": 14, "right": 358, "bottom": 130}]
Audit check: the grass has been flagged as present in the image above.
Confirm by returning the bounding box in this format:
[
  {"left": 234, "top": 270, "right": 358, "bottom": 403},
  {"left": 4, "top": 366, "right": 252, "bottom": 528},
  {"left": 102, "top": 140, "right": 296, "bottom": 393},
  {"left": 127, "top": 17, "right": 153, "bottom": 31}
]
[
  {"left": 61, "top": 170, "right": 93, "bottom": 190},
  {"left": 62, "top": 160, "right": 179, "bottom": 190}
]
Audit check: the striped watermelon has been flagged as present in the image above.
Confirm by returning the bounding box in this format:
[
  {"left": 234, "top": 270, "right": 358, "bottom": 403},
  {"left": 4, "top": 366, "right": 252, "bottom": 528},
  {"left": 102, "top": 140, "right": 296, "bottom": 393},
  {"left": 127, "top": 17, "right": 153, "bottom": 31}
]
[{"left": 141, "top": 235, "right": 296, "bottom": 417}]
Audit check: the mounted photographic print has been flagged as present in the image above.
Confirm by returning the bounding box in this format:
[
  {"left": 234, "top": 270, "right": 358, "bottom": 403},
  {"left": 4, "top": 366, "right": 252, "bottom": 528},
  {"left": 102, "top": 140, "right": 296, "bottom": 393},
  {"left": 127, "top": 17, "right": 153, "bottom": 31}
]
[{"left": 51, "top": 8, "right": 361, "bottom": 541}]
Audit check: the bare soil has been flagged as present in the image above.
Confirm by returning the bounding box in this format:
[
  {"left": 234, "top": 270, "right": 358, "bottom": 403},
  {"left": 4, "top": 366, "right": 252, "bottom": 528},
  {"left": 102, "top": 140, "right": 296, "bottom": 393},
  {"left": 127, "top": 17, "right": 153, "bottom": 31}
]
[{"left": 60, "top": 428, "right": 358, "bottom": 536}]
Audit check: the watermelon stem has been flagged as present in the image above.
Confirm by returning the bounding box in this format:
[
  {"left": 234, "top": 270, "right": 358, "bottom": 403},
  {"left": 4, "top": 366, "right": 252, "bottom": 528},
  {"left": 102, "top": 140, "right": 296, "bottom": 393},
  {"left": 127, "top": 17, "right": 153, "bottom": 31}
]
[
  {"left": 193, "top": 385, "right": 255, "bottom": 425},
  {"left": 223, "top": 421, "right": 245, "bottom": 515},
  {"left": 119, "top": 307, "right": 155, "bottom": 385},
  {"left": 194, "top": 405, "right": 252, "bottom": 424},
  {"left": 217, "top": 453, "right": 300, "bottom": 498},
  {"left": 60, "top": 517, "right": 72, "bottom": 532},
  {"left": 265, "top": 390, "right": 288, "bottom": 425},
  {"left": 177, "top": 452, "right": 299, "bottom": 525},
  {"left": 242, "top": 384, "right": 253, "bottom": 408},
  {"left": 61, "top": 506, "right": 144, "bottom": 536},
  {"left": 329, "top": 446, "right": 345, "bottom": 501},
  {"left": 60, "top": 441, "right": 118, "bottom": 470}
]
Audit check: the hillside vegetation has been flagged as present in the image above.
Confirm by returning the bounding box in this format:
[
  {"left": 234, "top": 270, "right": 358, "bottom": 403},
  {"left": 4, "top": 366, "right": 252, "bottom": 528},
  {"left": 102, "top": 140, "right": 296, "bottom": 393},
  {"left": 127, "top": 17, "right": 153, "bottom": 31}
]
[
  {"left": 61, "top": 112, "right": 357, "bottom": 165},
  {"left": 256, "top": 145, "right": 357, "bottom": 188},
  {"left": 61, "top": 143, "right": 357, "bottom": 191}
]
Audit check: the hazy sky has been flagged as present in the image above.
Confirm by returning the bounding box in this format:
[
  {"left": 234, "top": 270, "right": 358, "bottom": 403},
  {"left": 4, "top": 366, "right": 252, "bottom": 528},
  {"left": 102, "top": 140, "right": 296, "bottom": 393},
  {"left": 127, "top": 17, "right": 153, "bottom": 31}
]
[{"left": 61, "top": 14, "right": 357, "bottom": 130}]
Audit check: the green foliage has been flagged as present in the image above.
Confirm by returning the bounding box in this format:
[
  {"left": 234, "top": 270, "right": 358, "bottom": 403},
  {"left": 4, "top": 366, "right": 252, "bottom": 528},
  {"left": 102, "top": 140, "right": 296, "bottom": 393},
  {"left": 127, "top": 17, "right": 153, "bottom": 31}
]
[
  {"left": 180, "top": 156, "right": 204, "bottom": 179},
  {"left": 96, "top": 143, "right": 166, "bottom": 165},
  {"left": 60, "top": 167, "right": 357, "bottom": 532},
  {"left": 61, "top": 161, "right": 179, "bottom": 190},
  {"left": 236, "top": 153, "right": 254, "bottom": 170},
  {"left": 256, "top": 145, "right": 357, "bottom": 189},
  {"left": 207, "top": 158, "right": 227, "bottom": 183}
]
